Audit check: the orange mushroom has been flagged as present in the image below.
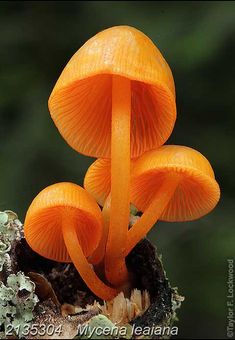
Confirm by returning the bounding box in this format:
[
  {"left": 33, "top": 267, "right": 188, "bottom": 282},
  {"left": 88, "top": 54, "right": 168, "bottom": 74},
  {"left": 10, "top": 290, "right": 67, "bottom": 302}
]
[
  {"left": 84, "top": 145, "right": 220, "bottom": 257},
  {"left": 24, "top": 182, "right": 118, "bottom": 300},
  {"left": 84, "top": 158, "right": 112, "bottom": 207},
  {"left": 127, "top": 145, "right": 220, "bottom": 254},
  {"left": 48, "top": 26, "right": 176, "bottom": 286}
]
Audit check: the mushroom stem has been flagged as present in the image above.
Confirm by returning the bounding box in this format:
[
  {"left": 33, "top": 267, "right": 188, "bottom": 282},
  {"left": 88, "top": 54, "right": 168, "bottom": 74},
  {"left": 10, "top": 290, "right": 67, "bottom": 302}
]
[
  {"left": 105, "top": 75, "right": 131, "bottom": 286},
  {"left": 126, "top": 174, "right": 181, "bottom": 256},
  {"left": 89, "top": 193, "right": 111, "bottom": 265},
  {"left": 62, "top": 218, "right": 118, "bottom": 301}
]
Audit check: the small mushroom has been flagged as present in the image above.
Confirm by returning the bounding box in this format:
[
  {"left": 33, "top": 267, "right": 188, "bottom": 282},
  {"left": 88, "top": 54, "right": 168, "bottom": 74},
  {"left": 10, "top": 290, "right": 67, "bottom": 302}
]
[
  {"left": 84, "top": 158, "right": 111, "bottom": 208},
  {"left": 48, "top": 26, "right": 176, "bottom": 286},
  {"left": 24, "top": 182, "right": 118, "bottom": 300},
  {"left": 127, "top": 145, "right": 220, "bottom": 254}
]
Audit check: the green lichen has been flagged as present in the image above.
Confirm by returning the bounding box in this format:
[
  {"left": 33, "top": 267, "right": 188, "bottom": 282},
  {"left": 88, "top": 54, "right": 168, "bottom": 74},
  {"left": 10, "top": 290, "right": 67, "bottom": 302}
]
[
  {"left": 0, "top": 272, "right": 39, "bottom": 338},
  {"left": 77, "top": 315, "right": 132, "bottom": 339},
  {"left": 0, "top": 211, "right": 38, "bottom": 338},
  {"left": 0, "top": 210, "right": 22, "bottom": 271}
]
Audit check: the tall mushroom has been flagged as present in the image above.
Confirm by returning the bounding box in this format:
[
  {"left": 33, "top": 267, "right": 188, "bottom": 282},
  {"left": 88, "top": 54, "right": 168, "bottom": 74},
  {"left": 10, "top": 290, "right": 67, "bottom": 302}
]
[
  {"left": 48, "top": 26, "right": 176, "bottom": 286},
  {"left": 24, "top": 182, "right": 118, "bottom": 300}
]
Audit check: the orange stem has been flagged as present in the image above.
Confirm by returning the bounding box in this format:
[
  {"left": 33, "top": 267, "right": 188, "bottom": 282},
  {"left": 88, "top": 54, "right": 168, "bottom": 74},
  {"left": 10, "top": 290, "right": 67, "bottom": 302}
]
[
  {"left": 105, "top": 75, "right": 131, "bottom": 286},
  {"left": 126, "top": 174, "right": 181, "bottom": 256},
  {"left": 62, "top": 217, "right": 118, "bottom": 301},
  {"left": 89, "top": 193, "right": 111, "bottom": 265}
]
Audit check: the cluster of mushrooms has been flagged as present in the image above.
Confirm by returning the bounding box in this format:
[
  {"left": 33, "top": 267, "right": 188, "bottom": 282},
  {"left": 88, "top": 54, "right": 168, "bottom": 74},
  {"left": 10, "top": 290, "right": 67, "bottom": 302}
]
[{"left": 24, "top": 26, "right": 220, "bottom": 301}]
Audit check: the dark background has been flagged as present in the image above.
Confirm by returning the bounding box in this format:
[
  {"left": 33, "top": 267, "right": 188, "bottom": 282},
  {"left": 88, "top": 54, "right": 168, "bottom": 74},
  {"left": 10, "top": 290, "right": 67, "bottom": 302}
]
[{"left": 0, "top": 1, "right": 234, "bottom": 339}]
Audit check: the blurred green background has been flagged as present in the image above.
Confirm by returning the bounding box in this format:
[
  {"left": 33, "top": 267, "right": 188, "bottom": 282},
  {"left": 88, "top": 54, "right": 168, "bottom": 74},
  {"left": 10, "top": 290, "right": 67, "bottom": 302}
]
[{"left": 0, "top": 1, "right": 234, "bottom": 339}]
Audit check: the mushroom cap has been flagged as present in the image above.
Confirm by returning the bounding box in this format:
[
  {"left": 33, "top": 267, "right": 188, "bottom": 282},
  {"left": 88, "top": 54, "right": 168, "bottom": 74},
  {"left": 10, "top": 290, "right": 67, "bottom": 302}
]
[
  {"left": 49, "top": 25, "right": 176, "bottom": 158},
  {"left": 131, "top": 145, "right": 220, "bottom": 222},
  {"left": 84, "top": 158, "right": 111, "bottom": 206},
  {"left": 24, "top": 182, "right": 103, "bottom": 263}
]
